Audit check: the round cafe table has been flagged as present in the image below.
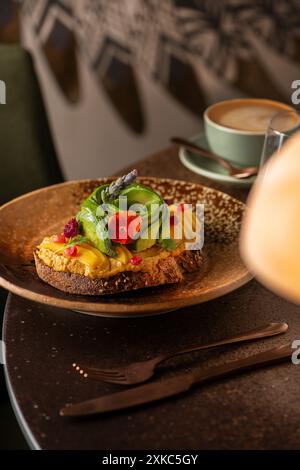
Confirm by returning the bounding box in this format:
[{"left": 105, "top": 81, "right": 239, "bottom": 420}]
[{"left": 3, "top": 147, "right": 300, "bottom": 450}]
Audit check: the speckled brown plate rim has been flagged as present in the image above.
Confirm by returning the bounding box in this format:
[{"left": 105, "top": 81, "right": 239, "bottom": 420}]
[{"left": 0, "top": 177, "right": 253, "bottom": 316}]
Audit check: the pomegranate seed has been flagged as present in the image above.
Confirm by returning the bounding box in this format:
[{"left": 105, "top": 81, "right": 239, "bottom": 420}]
[
  {"left": 170, "top": 214, "right": 179, "bottom": 226},
  {"left": 64, "top": 245, "right": 78, "bottom": 257},
  {"left": 64, "top": 218, "right": 79, "bottom": 238},
  {"left": 130, "top": 256, "right": 142, "bottom": 265},
  {"left": 53, "top": 233, "right": 66, "bottom": 243}
]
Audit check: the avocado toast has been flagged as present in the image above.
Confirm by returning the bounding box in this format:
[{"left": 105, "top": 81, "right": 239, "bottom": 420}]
[{"left": 34, "top": 171, "right": 204, "bottom": 295}]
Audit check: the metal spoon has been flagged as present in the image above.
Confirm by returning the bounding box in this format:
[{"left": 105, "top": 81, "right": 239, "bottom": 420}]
[{"left": 171, "top": 137, "right": 258, "bottom": 179}]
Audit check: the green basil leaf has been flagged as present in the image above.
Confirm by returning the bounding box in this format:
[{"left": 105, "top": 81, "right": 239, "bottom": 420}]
[{"left": 159, "top": 238, "right": 176, "bottom": 251}]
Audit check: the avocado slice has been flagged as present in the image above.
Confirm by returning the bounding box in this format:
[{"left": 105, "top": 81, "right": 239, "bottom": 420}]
[
  {"left": 77, "top": 184, "right": 117, "bottom": 257},
  {"left": 76, "top": 206, "right": 116, "bottom": 257},
  {"left": 134, "top": 234, "right": 157, "bottom": 252},
  {"left": 117, "top": 183, "right": 163, "bottom": 208},
  {"left": 81, "top": 184, "right": 109, "bottom": 212},
  {"left": 118, "top": 183, "right": 163, "bottom": 251},
  {"left": 134, "top": 217, "right": 160, "bottom": 252}
]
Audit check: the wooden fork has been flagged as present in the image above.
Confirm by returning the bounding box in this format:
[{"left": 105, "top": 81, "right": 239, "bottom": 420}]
[{"left": 72, "top": 322, "right": 288, "bottom": 386}]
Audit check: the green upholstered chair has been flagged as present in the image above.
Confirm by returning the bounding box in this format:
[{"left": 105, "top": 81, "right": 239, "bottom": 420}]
[
  {"left": 0, "top": 43, "right": 63, "bottom": 373},
  {"left": 0, "top": 45, "right": 63, "bottom": 204},
  {"left": 0, "top": 45, "right": 63, "bottom": 447}
]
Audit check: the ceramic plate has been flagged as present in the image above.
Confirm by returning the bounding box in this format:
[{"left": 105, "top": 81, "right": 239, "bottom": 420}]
[
  {"left": 0, "top": 178, "right": 252, "bottom": 317},
  {"left": 179, "top": 133, "right": 256, "bottom": 187}
]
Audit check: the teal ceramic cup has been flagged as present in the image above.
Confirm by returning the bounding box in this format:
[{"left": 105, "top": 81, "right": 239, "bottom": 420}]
[{"left": 204, "top": 98, "right": 294, "bottom": 167}]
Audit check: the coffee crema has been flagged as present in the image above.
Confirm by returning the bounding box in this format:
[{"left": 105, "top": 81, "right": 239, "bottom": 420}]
[{"left": 207, "top": 99, "right": 296, "bottom": 133}]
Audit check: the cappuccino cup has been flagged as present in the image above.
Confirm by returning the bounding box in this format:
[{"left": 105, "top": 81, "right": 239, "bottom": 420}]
[{"left": 204, "top": 98, "right": 296, "bottom": 167}]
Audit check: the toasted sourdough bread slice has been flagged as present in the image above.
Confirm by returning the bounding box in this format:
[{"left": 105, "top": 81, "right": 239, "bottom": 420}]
[{"left": 34, "top": 249, "right": 204, "bottom": 296}]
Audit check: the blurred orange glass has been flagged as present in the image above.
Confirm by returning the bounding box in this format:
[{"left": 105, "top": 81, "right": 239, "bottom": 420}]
[{"left": 240, "top": 129, "right": 300, "bottom": 304}]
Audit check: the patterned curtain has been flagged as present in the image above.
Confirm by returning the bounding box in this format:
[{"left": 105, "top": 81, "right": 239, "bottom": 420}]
[{"left": 2, "top": 0, "right": 300, "bottom": 134}]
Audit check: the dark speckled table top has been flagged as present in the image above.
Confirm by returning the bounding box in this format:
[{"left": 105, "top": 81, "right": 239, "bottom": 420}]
[{"left": 3, "top": 146, "right": 300, "bottom": 449}]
